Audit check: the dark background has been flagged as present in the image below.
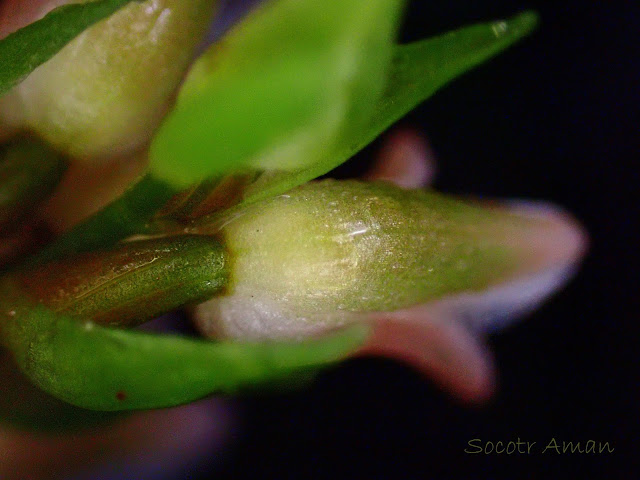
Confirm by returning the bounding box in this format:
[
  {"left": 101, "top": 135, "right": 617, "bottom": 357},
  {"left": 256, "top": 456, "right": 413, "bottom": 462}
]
[{"left": 204, "top": 1, "right": 637, "bottom": 478}]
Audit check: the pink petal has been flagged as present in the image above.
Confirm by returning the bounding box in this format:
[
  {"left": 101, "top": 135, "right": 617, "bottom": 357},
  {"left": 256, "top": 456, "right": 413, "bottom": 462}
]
[
  {"left": 359, "top": 307, "right": 496, "bottom": 404},
  {"left": 365, "top": 129, "right": 436, "bottom": 188}
]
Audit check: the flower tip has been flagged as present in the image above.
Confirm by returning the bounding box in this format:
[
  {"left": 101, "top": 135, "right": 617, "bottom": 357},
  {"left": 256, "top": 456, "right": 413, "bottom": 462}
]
[
  {"left": 421, "top": 199, "right": 588, "bottom": 333},
  {"left": 506, "top": 199, "right": 588, "bottom": 276},
  {"left": 350, "top": 199, "right": 586, "bottom": 404}
]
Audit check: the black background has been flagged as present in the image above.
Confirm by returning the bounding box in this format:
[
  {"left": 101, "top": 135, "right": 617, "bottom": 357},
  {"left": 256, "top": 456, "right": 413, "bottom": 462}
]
[{"left": 202, "top": 1, "right": 638, "bottom": 479}]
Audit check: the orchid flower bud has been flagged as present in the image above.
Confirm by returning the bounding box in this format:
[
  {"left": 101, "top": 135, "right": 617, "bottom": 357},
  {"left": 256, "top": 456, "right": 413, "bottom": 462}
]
[
  {"left": 0, "top": 0, "right": 216, "bottom": 161},
  {"left": 193, "top": 179, "right": 579, "bottom": 340}
]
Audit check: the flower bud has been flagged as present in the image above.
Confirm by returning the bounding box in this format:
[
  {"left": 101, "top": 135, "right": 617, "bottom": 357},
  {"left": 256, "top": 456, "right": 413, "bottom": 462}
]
[
  {"left": 0, "top": 0, "right": 216, "bottom": 160},
  {"left": 193, "top": 180, "right": 578, "bottom": 340}
]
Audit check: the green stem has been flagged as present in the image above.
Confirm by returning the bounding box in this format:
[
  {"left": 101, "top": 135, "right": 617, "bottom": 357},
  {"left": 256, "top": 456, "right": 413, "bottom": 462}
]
[{"left": 16, "top": 235, "right": 229, "bottom": 327}]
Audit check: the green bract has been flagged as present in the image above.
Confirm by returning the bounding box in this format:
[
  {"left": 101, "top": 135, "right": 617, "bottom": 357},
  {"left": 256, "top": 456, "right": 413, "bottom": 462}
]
[
  {"left": 0, "top": 0, "right": 539, "bottom": 415},
  {"left": 0, "top": 278, "right": 368, "bottom": 410},
  {"left": 235, "top": 11, "right": 539, "bottom": 211}
]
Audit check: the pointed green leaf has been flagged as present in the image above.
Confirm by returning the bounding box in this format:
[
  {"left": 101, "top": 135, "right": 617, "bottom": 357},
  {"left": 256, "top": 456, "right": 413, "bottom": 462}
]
[
  {"left": 27, "top": 0, "right": 404, "bottom": 261},
  {"left": 28, "top": 11, "right": 537, "bottom": 264},
  {"left": 0, "top": 280, "right": 368, "bottom": 411},
  {"left": 219, "top": 11, "right": 540, "bottom": 213},
  {"left": 0, "top": 0, "right": 141, "bottom": 96},
  {"left": 149, "top": 0, "right": 404, "bottom": 188}
]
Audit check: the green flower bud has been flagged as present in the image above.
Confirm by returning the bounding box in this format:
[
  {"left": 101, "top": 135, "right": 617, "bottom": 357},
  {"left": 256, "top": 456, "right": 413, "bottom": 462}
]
[
  {"left": 193, "top": 180, "right": 564, "bottom": 340},
  {"left": 0, "top": 0, "right": 216, "bottom": 160}
]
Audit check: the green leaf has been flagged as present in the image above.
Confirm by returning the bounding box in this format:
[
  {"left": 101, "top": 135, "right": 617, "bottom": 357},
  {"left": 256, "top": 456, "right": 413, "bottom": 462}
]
[
  {"left": 374, "top": 11, "right": 540, "bottom": 139},
  {"left": 31, "top": 0, "right": 403, "bottom": 259},
  {"left": 0, "top": 0, "right": 141, "bottom": 96},
  {"left": 0, "top": 280, "right": 368, "bottom": 411},
  {"left": 218, "top": 11, "right": 540, "bottom": 213},
  {"left": 149, "top": 0, "right": 404, "bottom": 188}
]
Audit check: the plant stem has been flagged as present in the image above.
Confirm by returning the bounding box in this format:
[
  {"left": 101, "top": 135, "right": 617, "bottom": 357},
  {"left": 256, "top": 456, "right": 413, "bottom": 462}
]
[{"left": 16, "top": 235, "right": 229, "bottom": 327}]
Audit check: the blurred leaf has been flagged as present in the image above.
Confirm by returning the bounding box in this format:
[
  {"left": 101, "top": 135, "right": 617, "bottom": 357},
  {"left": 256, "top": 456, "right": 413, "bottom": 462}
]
[
  {"left": 221, "top": 11, "right": 540, "bottom": 213},
  {"left": 150, "top": 0, "right": 404, "bottom": 187},
  {"left": 0, "top": 280, "right": 368, "bottom": 411},
  {"left": 27, "top": 0, "right": 403, "bottom": 262},
  {"left": 0, "top": 0, "right": 140, "bottom": 96},
  {"left": 30, "top": 9, "right": 537, "bottom": 261}
]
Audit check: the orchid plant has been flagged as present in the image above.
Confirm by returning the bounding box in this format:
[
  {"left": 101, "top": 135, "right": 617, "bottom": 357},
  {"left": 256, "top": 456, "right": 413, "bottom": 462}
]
[{"left": 0, "top": 0, "right": 583, "bottom": 432}]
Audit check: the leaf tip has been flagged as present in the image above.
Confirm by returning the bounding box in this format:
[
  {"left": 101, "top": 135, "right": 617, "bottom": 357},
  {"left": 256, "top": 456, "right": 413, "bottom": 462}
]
[{"left": 499, "top": 10, "right": 540, "bottom": 40}]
